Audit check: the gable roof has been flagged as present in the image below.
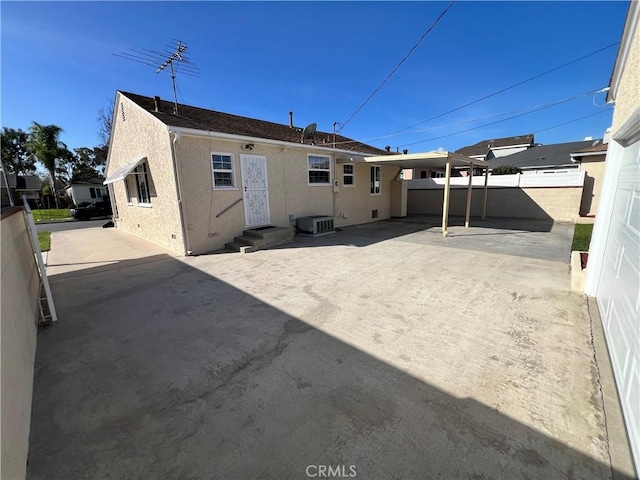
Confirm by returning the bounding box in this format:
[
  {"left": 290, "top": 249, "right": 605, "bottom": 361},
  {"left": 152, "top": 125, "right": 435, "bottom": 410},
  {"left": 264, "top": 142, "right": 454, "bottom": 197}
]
[
  {"left": 120, "top": 92, "right": 387, "bottom": 156},
  {"left": 455, "top": 134, "right": 535, "bottom": 157},
  {"left": 489, "top": 140, "right": 602, "bottom": 170}
]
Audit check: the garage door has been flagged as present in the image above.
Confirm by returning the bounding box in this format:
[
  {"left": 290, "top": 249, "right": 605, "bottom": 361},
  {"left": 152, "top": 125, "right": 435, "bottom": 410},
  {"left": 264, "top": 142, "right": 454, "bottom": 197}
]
[{"left": 595, "top": 139, "right": 640, "bottom": 469}]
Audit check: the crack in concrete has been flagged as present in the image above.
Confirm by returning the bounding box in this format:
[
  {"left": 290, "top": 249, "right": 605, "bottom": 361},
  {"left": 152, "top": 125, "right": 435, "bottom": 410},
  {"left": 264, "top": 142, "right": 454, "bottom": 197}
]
[{"left": 585, "top": 295, "right": 615, "bottom": 480}]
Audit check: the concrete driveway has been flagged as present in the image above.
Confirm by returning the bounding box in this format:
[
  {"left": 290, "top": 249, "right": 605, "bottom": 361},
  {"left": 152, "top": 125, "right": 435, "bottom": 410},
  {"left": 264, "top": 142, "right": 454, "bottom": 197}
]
[{"left": 28, "top": 219, "right": 634, "bottom": 479}]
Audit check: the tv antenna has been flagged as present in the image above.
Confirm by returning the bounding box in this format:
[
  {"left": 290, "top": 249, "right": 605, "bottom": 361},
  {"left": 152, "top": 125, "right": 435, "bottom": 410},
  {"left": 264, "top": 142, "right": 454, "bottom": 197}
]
[{"left": 114, "top": 39, "right": 200, "bottom": 115}]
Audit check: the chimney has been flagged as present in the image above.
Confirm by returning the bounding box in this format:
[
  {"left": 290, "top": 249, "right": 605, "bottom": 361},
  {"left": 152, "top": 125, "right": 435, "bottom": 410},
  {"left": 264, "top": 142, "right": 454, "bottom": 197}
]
[
  {"left": 603, "top": 127, "right": 612, "bottom": 144},
  {"left": 289, "top": 111, "right": 294, "bottom": 128},
  {"left": 385, "top": 145, "right": 391, "bottom": 152},
  {"left": 154, "top": 96, "right": 161, "bottom": 112}
]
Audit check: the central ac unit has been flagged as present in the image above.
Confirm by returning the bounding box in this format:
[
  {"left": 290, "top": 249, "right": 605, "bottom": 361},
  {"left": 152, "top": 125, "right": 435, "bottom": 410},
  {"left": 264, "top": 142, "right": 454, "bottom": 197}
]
[{"left": 297, "top": 216, "right": 335, "bottom": 236}]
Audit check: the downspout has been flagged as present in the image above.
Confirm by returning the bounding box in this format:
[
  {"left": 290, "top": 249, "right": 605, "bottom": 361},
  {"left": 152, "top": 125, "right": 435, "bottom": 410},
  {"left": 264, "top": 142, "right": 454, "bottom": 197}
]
[{"left": 169, "top": 130, "right": 192, "bottom": 255}]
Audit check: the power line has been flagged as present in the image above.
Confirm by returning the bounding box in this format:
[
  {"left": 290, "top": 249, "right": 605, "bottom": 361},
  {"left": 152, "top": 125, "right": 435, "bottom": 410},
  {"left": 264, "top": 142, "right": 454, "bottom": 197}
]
[
  {"left": 326, "top": 87, "right": 605, "bottom": 148},
  {"left": 399, "top": 91, "right": 610, "bottom": 148},
  {"left": 387, "top": 42, "right": 620, "bottom": 137},
  {"left": 534, "top": 108, "right": 613, "bottom": 134},
  {"left": 339, "top": 0, "right": 456, "bottom": 132},
  {"left": 360, "top": 88, "right": 605, "bottom": 144}
]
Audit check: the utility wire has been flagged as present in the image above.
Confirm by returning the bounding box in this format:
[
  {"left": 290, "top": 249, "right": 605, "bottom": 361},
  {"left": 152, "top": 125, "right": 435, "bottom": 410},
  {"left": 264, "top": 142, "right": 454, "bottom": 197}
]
[
  {"left": 327, "top": 87, "right": 605, "bottom": 148},
  {"left": 364, "top": 88, "right": 605, "bottom": 144},
  {"left": 534, "top": 108, "right": 613, "bottom": 134},
  {"left": 399, "top": 93, "right": 611, "bottom": 148},
  {"left": 388, "top": 42, "right": 620, "bottom": 137},
  {"left": 339, "top": 0, "right": 456, "bottom": 132}
]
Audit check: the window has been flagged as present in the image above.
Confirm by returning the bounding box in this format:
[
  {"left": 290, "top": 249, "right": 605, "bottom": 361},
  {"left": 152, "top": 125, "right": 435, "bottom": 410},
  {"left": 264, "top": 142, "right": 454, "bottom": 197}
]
[
  {"left": 211, "top": 153, "right": 236, "bottom": 188},
  {"left": 370, "top": 166, "right": 381, "bottom": 195},
  {"left": 433, "top": 171, "right": 446, "bottom": 178},
  {"left": 134, "top": 162, "right": 151, "bottom": 205},
  {"left": 343, "top": 164, "right": 354, "bottom": 186},
  {"left": 90, "top": 187, "right": 97, "bottom": 198},
  {"left": 420, "top": 171, "right": 428, "bottom": 179},
  {"left": 308, "top": 155, "right": 331, "bottom": 185}
]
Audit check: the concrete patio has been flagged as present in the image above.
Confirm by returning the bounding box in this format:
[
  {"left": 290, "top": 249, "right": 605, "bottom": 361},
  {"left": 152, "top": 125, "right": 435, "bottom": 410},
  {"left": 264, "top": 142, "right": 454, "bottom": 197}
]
[{"left": 27, "top": 218, "right": 635, "bottom": 479}]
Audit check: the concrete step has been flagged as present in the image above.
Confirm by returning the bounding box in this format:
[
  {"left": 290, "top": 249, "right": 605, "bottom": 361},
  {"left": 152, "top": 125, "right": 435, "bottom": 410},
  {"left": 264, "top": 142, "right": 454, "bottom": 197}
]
[
  {"left": 225, "top": 241, "right": 255, "bottom": 254},
  {"left": 229, "top": 226, "right": 294, "bottom": 253}
]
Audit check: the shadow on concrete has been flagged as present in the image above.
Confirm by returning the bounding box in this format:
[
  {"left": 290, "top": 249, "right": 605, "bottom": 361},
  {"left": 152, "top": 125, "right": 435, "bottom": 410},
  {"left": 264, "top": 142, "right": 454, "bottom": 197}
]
[
  {"left": 27, "top": 253, "right": 631, "bottom": 479},
  {"left": 408, "top": 187, "right": 556, "bottom": 230}
]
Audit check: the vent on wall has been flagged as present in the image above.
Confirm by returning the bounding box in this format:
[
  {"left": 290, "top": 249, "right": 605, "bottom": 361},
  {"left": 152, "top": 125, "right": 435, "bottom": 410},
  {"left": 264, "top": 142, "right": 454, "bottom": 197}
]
[
  {"left": 372, "top": 209, "right": 378, "bottom": 219},
  {"left": 120, "top": 102, "right": 126, "bottom": 121},
  {"left": 297, "top": 216, "right": 335, "bottom": 236}
]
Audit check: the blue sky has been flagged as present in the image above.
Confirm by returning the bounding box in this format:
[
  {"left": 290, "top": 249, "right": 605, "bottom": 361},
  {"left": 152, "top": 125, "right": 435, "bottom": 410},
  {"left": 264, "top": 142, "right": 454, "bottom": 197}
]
[{"left": 1, "top": 1, "right": 629, "bottom": 154}]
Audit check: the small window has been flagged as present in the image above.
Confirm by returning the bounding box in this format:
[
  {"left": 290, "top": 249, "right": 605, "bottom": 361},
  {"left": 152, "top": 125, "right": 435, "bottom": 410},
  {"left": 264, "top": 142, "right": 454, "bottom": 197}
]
[
  {"left": 212, "top": 153, "right": 235, "bottom": 188},
  {"left": 434, "top": 171, "right": 446, "bottom": 178},
  {"left": 343, "top": 164, "right": 354, "bottom": 186},
  {"left": 308, "top": 155, "right": 331, "bottom": 185},
  {"left": 370, "top": 166, "right": 381, "bottom": 195},
  {"left": 420, "top": 171, "right": 428, "bottom": 179},
  {"left": 96, "top": 189, "right": 102, "bottom": 198},
  {"left": 134, "top": 162, "right": 151, "bottom": 204},
  {"left": 90, "top": 187, "right": 97, "bottom": 198}
]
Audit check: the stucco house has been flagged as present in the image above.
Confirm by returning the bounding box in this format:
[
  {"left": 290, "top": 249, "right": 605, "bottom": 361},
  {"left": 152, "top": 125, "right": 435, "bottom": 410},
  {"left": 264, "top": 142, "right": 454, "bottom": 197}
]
[
  {"left": 64, "top": 178, "right": 107, "bottom": 207},
  {"left": 584, "top": 0, "right": 639, "bottom": 471},
  {"left": 104, "top": 92, "right": 401, "bottom": 255}
]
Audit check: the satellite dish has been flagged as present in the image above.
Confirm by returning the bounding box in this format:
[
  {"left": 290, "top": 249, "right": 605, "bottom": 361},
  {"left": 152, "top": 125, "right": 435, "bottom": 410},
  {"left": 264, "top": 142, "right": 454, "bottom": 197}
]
[{"left": 301, "top": 123, "right": 317, "bottom": 144}]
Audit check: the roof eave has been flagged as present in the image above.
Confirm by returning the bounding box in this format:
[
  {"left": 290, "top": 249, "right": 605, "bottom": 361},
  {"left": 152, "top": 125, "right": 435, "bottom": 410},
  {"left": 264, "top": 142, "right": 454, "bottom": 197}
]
[{"left": 166, "top": 125, "right": 382, "bottom": 157}]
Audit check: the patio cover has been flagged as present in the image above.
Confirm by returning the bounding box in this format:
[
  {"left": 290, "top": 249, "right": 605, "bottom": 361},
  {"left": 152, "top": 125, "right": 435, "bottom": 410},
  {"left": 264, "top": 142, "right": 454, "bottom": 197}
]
[
  {"left": 365, "top": 151, "right": 490, "bottom": 236},
  {"left": 103, "top": 157, "right": 146, "bottom": 185}
]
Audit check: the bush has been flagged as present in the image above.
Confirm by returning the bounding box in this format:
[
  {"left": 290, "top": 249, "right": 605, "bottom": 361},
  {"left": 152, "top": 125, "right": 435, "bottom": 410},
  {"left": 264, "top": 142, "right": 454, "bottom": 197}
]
[{"left": 492, "top": 165, "right": 522, "bottom": 175}]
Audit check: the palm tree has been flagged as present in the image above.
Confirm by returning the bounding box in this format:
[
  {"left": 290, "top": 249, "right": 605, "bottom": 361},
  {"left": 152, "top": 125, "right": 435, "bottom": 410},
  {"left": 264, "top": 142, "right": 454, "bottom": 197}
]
[{"left": 27, "top": 122, "right": 69, "bottom": 209}]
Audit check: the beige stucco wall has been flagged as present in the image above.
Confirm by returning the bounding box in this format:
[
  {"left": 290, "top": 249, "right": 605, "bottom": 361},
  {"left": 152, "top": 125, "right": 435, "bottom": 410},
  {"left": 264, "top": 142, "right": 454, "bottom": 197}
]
[
  {"left": 579, "top": 154, "right": 607, "bottom": 216},
  {"left": 611, "top": 23, "right": 640, "bottom": 133},
  {"left": 174, "top": 137, "right": 396, "bottom": 254},
  {"left": 1, "top": 208, "right": 40, "bottom": 480},
  {"left": 106, "top": 94, "right": 185, "bottom": 253},
  {"left": 408, "top": 186, "right": 582, "bottom": 223}
]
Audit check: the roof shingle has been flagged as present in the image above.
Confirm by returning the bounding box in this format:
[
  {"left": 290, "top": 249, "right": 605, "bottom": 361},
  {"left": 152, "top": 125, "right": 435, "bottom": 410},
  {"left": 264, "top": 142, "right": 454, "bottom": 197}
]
[
  {"left": 121, "top": 92, "right": 387, "bottom": 156},
  {"left": 488, "top": 140, "right": 603, "bottom": 169}
]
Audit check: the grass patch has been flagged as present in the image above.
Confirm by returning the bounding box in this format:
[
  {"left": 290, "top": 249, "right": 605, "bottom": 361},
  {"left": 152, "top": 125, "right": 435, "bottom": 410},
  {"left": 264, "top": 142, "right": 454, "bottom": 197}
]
[
  {"left": 32, "top": 209, "right": 71, "bottom": 222},
  {"left": 38, "top": 231, "right": 51, "bottom": 252},
  {"left": 572, "top": 224, "right": 594, "bottom": 251}
]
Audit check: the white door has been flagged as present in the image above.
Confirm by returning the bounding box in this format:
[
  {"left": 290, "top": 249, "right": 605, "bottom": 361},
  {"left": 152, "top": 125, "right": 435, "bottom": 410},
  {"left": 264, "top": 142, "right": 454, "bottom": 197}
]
[
  {"left": 593, "top": 139, "right": 640, "bottom": 468},
  {"left": 240, "top": 154, "right": 270, "bottom": 228}
]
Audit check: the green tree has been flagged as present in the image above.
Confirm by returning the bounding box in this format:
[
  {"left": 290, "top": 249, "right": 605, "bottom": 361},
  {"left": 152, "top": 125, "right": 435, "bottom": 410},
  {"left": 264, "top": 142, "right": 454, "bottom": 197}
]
[
  {"left": 0, "top": 127, "right": 36, "bottom": 174},
  {"left": 491, "top": 165, "right": 522, "bottom": 175},
  {"left": 26, "top": 122, "right": 71, "bottom": 208}
]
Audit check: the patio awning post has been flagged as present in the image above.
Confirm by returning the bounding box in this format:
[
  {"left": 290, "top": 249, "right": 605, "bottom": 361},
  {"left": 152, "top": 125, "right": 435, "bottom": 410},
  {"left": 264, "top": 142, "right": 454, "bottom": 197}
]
[
  {"left": 482, "top": 166, "right": 489, "bottom": 221},
  {"left": 442, "top": 160, "right": 452, "bottom": 237},
  {"left": 465, "top": 161, "right": 474, "bottom": 228}
]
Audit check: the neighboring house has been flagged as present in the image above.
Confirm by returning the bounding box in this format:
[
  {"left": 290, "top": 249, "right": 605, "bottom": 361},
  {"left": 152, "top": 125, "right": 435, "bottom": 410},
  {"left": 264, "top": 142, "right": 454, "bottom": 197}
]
[
  {"left": 104, "top": 92, "right": 398, "bottom": 255},
  {"left": 404, "top": 134, "right": 535, "bottom": 179},
  {"left": 570, "top": 142, "right": 609, "bottom": 217},
  {"left": 585, "top": 1, "right": 639, "bottom": 471},
  {"left": 0, "top": 174, "right": 42, "bottom": 208},
  {"left": 455, "top": 133, "right": 535, "bottom": 161},
  {"left": 488, "top": 139, "right": 603, "bottom": 173},
  {"left": 64, "top": 178, "right": 108, "bottom": 207}
]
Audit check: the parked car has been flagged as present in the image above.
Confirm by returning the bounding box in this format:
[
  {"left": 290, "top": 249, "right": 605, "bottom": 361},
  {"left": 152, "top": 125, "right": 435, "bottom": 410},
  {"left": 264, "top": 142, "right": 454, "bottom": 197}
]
[{"left": 71, "top": 200, "right": 112, "bottom": 220}]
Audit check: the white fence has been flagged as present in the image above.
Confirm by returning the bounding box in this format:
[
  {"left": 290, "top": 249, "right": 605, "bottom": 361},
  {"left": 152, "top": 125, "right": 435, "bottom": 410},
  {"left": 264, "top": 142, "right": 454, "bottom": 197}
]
[{"left": 407, "top": 170, "right": 585, "bottom": 189}]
